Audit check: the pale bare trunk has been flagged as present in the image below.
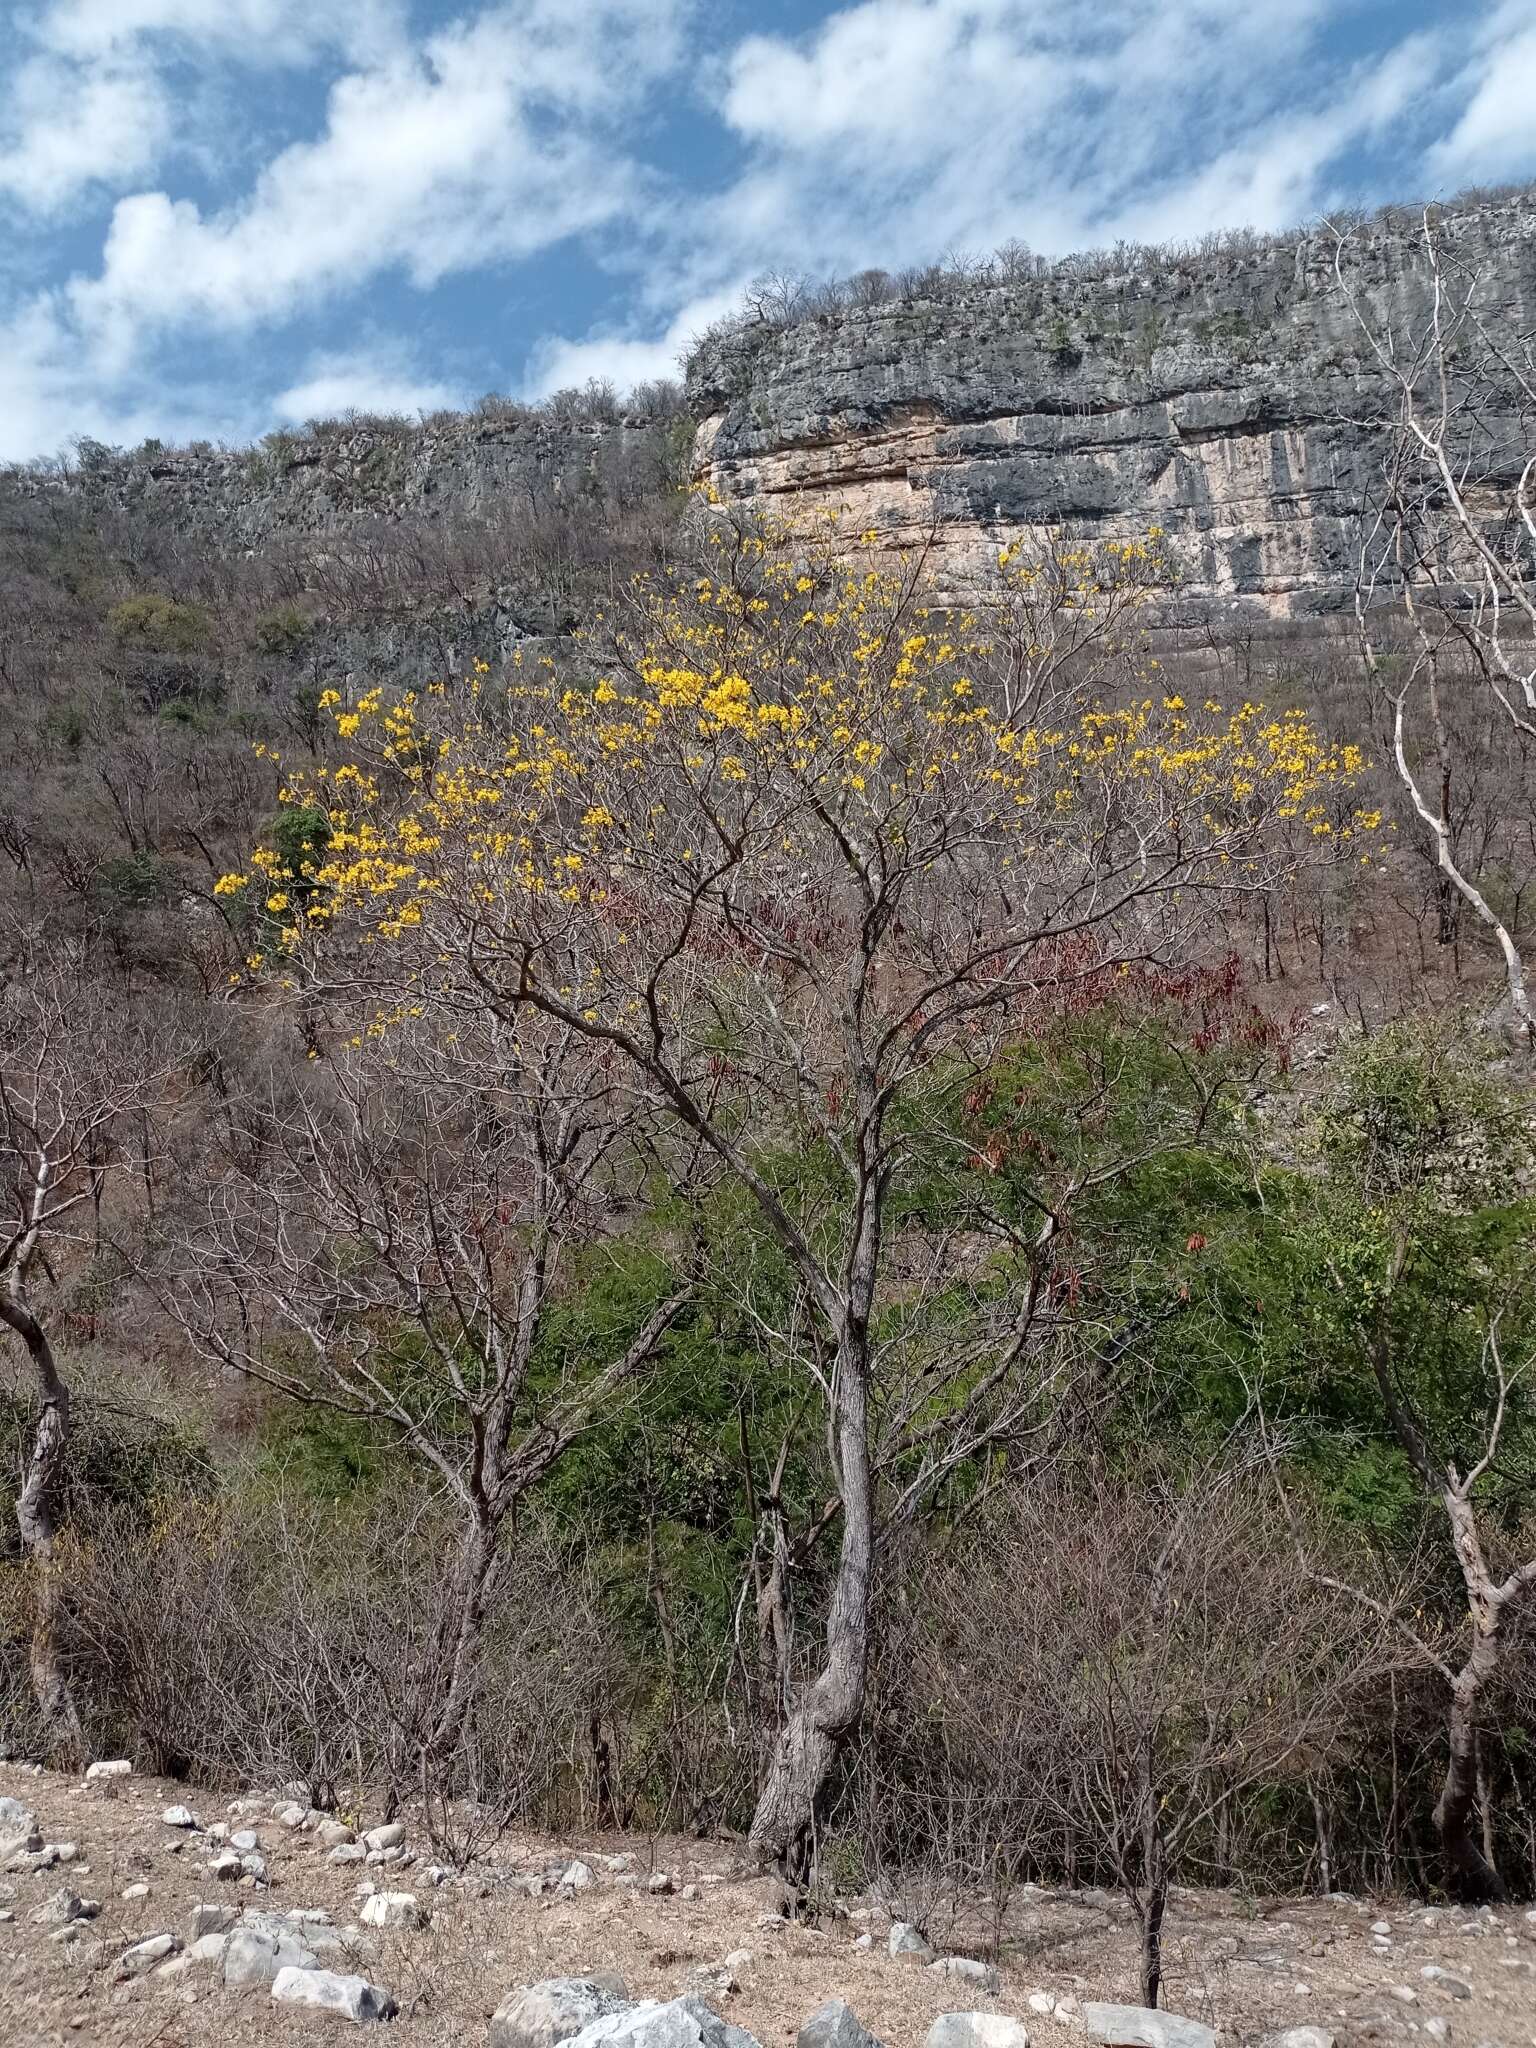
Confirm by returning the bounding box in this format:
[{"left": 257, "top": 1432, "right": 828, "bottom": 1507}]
[
  {"left": 747, "top": 1319, "right": 874, "bottom": 1885},
  {"left": 3, "top": 1295, "right": 85, "bottom": 1765}
]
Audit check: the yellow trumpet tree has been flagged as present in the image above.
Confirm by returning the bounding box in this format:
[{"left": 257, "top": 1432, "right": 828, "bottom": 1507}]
[{"left": 218, "top": 515, "right": 1374, "bottom": 1880}]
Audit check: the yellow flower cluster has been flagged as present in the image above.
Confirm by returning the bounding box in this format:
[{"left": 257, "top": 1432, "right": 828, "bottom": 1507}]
[{"left": 212, "top": 527, "right": 1376, "bottom": 976}]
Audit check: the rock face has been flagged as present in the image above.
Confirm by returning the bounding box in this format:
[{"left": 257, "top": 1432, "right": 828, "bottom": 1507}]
[
  {"left": 6, "top": 408, "right": 684, "bottom": 557},
  {"left": 685, "top": 194, "right": 1536, "bottom": 617}
]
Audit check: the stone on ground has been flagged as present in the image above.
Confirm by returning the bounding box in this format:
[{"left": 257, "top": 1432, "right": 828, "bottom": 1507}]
[
  {"left": 889, "top": 1922, "right": 936, "bottom": 1964},
  {"left": 798, "top": 1998, "right": 886, "bottom": 2048},
  {"left": 360, "top": 1889, "right": 426, "bottom": 1929},
  {"left": 1262, "top": 2030, "right": 1335, "bottom": 2048},
  {"left": 223, "top": 1917, "right": 319, "bottom": 1988},
  {"left": 362, "top": 1823, "right": 404, "bottom": 1852},
  {"left": 1083, "top": 2006, "right": 1215, "bottom": 2048},
  {"left": 84, "top": 1759, "right": 132, "bottom": 1782},
  {"left": 162, "top": 1805, "right": 197, "bottom": 1829},
  {"left": 566, "top": 1995, "right": 763, "bottom": 2048},
  {"left": 928, "top": 1958, "right": 1001, "bottom": 1994},
  {"left": 490, "top": 1975, "right": 633, "bottom": 2048},
  {"left": 927, "top": 2016, "right": 1031, "bottom": 2048},
  {"left": 115, "top": 1933, "right": 181, "bottom": 1979},
  {"left": 271, "top": 1965, "right": 397, "bottom": 2023}
]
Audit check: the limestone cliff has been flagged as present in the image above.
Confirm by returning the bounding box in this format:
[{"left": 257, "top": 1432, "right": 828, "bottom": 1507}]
[{"left": 684, "top": 196, "right": 1536, "bottom": 616}]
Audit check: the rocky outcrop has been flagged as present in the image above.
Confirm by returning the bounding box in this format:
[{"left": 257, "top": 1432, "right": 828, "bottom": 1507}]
[
  {"left": 685, "top": 195, "right": 1536, "bottom": 616},
  {"left": 4, "top": 406, "right": 684, "bottom": 550}
]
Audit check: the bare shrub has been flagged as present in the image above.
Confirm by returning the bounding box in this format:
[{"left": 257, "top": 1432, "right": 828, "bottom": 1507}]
[{"left": 857, "top": 1469, "right": 1390, "bottom": 2002}]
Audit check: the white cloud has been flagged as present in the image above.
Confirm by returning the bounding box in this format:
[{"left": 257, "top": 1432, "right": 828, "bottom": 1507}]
[
  {"left": 523, "top": 288, "right": 745, "bottom": 399},
  {"left": 273, "top": 348, "right": 465, "bottom": 424},
  {"left": 1429, "top": 0, "right": 1536, "bottom": 186},
  {"left": 61, "top": 2, "right": 687, "bottom": 362}
]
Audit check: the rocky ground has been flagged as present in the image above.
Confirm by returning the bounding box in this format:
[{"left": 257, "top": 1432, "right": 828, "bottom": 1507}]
[{"left": 3, "top": 1762, "right": 1535, "bottom": 2048}]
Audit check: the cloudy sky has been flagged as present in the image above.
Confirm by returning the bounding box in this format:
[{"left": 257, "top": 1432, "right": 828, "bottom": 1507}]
[{"left": 1, "top": 0, "right": 1533, "bottom": 460}]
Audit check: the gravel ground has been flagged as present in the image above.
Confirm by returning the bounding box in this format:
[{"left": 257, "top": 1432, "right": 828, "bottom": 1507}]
[{"left": 3, "top": 1762, "right": 1536, "bottom": 2048}]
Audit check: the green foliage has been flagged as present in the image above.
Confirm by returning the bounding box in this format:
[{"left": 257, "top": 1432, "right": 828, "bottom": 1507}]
[
  {"left": 92, "top": 852, "right": 169, "bottom": 910},
  {"left": 108, "top": 593, "right": 213, "bottom": 655},
  {"left": 252, "top": 605, "right": 311, "bottom": 656}
]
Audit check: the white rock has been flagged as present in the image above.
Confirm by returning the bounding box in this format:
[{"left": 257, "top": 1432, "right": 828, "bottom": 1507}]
[
  {"left": 122, "top": 1883, "right": 150, "bottom": 1901},
  {"left": 560, "top": 1860, "right": 595, "bottom": 1892},
  {"left": 116, "top": 1933, "right": 181, "bottom": 1979},
  {"left": 189, "top": 1933, "right": 231, "bottom": 1965},
  {"left": 274, "top": 1801, "right": 310, "bottom": 1828},
  {"left": 360, "top": 1890, "right": 426, "bottom": 1929},
  {"left": 797, "top": 2002, "right": 884, "bottom": 2048},
  {"left": 85, "top": 1759, "right": 132, "bottom": 1782},
  {"left": 361, "top": 1823, "right": 404, "bottom": 1853},
  {"left": 890, "top": 1921, "right": 936, "bottom": 1964},
  {"left": 563, "top": 1996, "right": 762, "bottom": 2048},
  {"left": 1421, "top": 1967, "right": 1473, "bottom": 2000},
  {"left": 1371, "top": 1921, "right": 1392, "bottom": 1937},
  {"left": 271, "top": 1965, "right": 397, "bottom": 2022},
  {"left": 929, "top": 1959, "right": 1001, "bottom": 1995},
  {"left": 224, "top": 1920, "right": 319, "bottom": 1988},
  {"left": 648, "top": 1871, "right": 674, "bottom": 1896},
  {"left": 162, "top": 1806, "right": 197, "bottom": 1829},
  {"left": 1083, "top": 2005, "right": 1216, "bottom": 2048},
  {"left": 209, "top": 1852, "right": 243, "bottom": 1880},
  {"left": 927, "top": 2017, "right": 1031, "bottom": 2048},
  {"left": 1388, "top": 1987, "right": 1418, "bottom": 2005},
  {"left": 491, "top": 1976, "right": 632, "bottom": 2048},
  {"left": 189, "top": 1902, "right": 239, "bottom": 1938},
  {"left": 329, "top": 1843, "right": 368, "bottom": 1864},
  {"left": 1424, "top": 2023, "right": 1449, "bottom": 2043},
  {"left": 230, "top": 1829, "right": 260, "bottom": 1852},
  {"left": 1027, "top": 1995, "right": 1056, "bottom": 2019}
]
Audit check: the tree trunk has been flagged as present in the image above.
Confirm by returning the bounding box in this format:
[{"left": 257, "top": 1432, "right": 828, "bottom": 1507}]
[
  {"left": 5, "top": 1296, "right": 85, "bottom": 1766},
  {"left": 1141, "top": 1873, "right": 1168, "bottom": 2010},
  {"left": 423, "top": 1510, "right": 503, "bottom": 1774},
  {"left": 1435, "top": 1674, "right": 1507, "bottom": 1903},
  {"left": 747, "top": 1320, "right": 874, "bottom": 1886}
]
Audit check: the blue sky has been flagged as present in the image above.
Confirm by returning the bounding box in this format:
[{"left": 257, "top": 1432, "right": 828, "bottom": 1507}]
[{"left": 1, "top": 0, "right": 1533, "bottom": 460}]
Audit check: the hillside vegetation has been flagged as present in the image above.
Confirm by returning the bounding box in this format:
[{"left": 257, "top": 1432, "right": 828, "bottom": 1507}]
[{"left": 2, "top": 203, "right": 1535, "bottom": 2021}]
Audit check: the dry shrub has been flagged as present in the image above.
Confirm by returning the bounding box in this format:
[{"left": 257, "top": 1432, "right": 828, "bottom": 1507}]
[{"left": 59, "top": 1481, "right": 619, "bottom": 1835}]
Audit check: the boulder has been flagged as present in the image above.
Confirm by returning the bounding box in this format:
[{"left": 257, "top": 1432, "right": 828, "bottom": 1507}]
[
  {"left": 274, "top": 1801, "right": 310, "bottom": 1829},
  {"left": 929, "top": 1959, "right": 1001, "bottom": 1994},
  {"left": 362, "top": 1823, "right": 404, "bottom": 1853},
  {"left": 890, "top": 1922, "right": 936, "bottom": 1964},
  {"left": 189, "top": 1933, "right": 232, "bottom": 1965},
  {"left": 560, "top": 1860, "right": 596, "bottom": 1892},
  {"left": 319, "top": 1820, "right": 357, "bottom": 1848},
  {"left": 116, "top": 1933, "right": 181, "bottom": 1979},
  {"left": 927, "top": 2018, "right": 1031, "bottom": 2048},
  {"left": 798, "top": 1999, "right": 886, "bottom": 2048},
  {"left": 1420, "top": 1968, "right": 1473, "bottom": 2000},
  {"left": 1083, "top": 2007, "right": 1215, "bottom": 2048},
  {"left": 0, "top": 1797, "right": 37, "bottom": 1836},
  {"left": 84, "top": 1759, "right": 132, "bottom": 1782},
  {"left": 162, "top": 1806, "right": 198, "bottom": 1829},
  {"left": 360, "top": 1890, "right": 427, "bottom": 1929},
  {"left": 224, "top": 1919, "right": 320, "bottom": 1989},
  {"left": 565, "top": 1997, "right": 761, "bottom": 2048},
  {"left": 1261, "top": 2031, "right": 1336, "bottom": 2048},
  {"left": 189, "top": 1902, "right": 240, "bottom": 1939},
  {"left": 491, "top": 1975, "right": 634, "bottom": 2048},
  {"left": 28, "top": 1890, "right": 98, "bottom": 1927},
  {"left": 330, "top": 1843, "right": 369, "bottom": 1865},
  {"left": 647, "top": 1872, "right": 674, "bottom": 1896},
  {"left": 271, "top": 1966, "right": 397, "bottom": 2023}
]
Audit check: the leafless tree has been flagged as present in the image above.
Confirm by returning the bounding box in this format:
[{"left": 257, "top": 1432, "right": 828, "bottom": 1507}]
[
  {"left": 0, "top": 939, "right": 179, "bottom": 1758},
  {"left": 168, "top": 1006, "right": 693, "bottom": 1792}
]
